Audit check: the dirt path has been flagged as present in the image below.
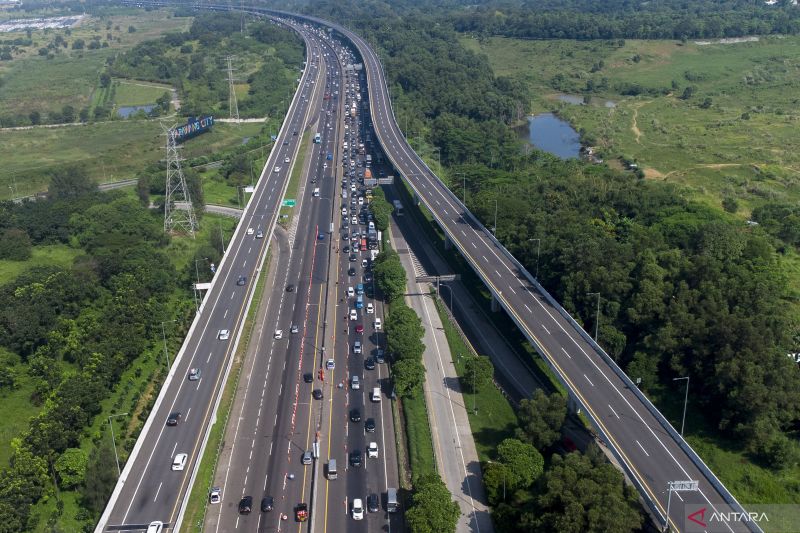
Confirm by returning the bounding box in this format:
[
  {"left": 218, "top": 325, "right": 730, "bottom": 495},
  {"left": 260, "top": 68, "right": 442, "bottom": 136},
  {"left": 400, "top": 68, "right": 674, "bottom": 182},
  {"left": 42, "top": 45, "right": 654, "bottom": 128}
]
[{"left": 631, "top": 102, "right": 645, "bottom": 144}]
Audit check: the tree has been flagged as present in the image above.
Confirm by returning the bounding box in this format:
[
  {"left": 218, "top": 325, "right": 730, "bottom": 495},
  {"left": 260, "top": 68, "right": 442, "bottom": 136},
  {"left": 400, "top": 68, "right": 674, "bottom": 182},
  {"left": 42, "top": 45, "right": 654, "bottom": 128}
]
[
  {"left": 406, "top": 474, "right": 460, "bottom": 533},
  {"left": 29, "top": 110, "right": 41, "bottom": 124},
  {"left": 393, "top": 358, "right": 425, "bottom": 398},
  {"left": 99, "top": 72, "right": 111, "bottom": 88},
  {"left": 700, "top": 97, "right": 713, "bottom": 109},
  {"left": 483, "top": 460, "right": 513, "bottom": 504},
  {"left": 0, "top": 228, "right": 32, "bottom": 260},
  {"left": 722, "top": 197, "right": 738, "bottom": 213},
  {"left": 462, "top": 355, "right": 494, "bottom": 392},
  {"left": 48, "top": 165, "right": 96, "bottom": 200},
  {"left": 516, "top": 389, "right": 567, "bottom": 450},
  {"left": 61, "top": 104, "right": 76, "bottom": 123},
  {"left": 374, "top": 252, "right": 406, "bottom": 301},
  {"left": 71, "top": 39, "right": 85, "bottom": 50},
  {"left": 497, "top": 438, "right": 544, "bottom": 490},
  {"left": 55, "top": 448, "right": 88, "bottom": 489},
  {"left": 80, "top": 440, "right": 118, "bottom": 514},
  {"left": 385, "top": 304, "right": 425, "bottom": 362},
  {"left": 681, "top": 86, "right": 695, "bottom": 100}
]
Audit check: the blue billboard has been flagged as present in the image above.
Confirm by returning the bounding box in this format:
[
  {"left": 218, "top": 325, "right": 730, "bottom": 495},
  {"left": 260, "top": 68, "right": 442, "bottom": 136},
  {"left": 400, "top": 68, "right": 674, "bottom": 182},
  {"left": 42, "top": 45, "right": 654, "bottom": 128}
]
[{"left": 171, "top": 116, "right": 214, "bottom": 143}]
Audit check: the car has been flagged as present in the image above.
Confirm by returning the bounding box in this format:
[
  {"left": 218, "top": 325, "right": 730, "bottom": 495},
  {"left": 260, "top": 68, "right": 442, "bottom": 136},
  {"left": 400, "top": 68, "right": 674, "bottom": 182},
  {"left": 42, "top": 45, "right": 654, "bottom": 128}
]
[
  {"left": 284, "top": 157, "right": 291, "bottom": 163},
  {"left": 365, "top": 418, "right": 376, "bottom": 433},
  {"left": 350, "top": 309, "right": 357, "bottom": 321},
  {"left": 209, "top": 487, "right": 222, "bottom": 504},
  {"left": 247, "top": 227, "right": 254, "bottom": 235},
  {"left": 375, "top": 348, "right": 385, "bottom": 364},
  {"left": 293, "top": 131, "right": 298, "bottom": 136},
  {"left": 237, "top": 275, "right": 246, "bottom": 286},
  {"left": 343, "top": 245, "right": 350, "bottom": 254},
  {"left": 286, "top": 284, "right": 295, "bottom": 292},
  {"left": 188, "top": 368, "right": 201, "bottom": 381},
  {"left": 261, "top": 496, "right": 274, "bottom": 512},
  {"left": 313, "top": 388, "right": 323, "bottom": 400},
  {"left": 348, "top": 267, "right": 356, "bottom": 276},
  {"left": 295, "top": 503, "right": 308, "bottom": 522},
  {"left": 364, "top": 357, "right": 375, "bottom": 370},
  {"left": 239, "top": 495, "right": 253, "bottom": 514},
  {"left": 326, "top": 358, "right": 335, "bottom": 370},
  {"left": 341, "top": 207, "right": 347, "bottom": 216},
  {"left": 351, "top": 216, "right": 358, "bottom": 225},
  {"left": 367, "top": 493, "right": 379, "bottom": 513},
  {"left": 318, "top": 233, "right": 325, "bottom": 240},
  {"left": 355, "top": 324, "right": 365, "bottom": 337},
  {"left": 283, "top": 140, "right": 289, "bottom": 145},
  {"left": 366, "top": 302, "right": 374, "bottom": 314},
  {"left": 291, "top": 324, "right": 299, "bottom": 334},
  {"left": 256, "top": 230, "right": 264, "bottom": 239},
  {"left": 304, "top": 372, "right": 314, "bottom": 383},
  {"left": 350, "top": 408, "right": 361, "bottom": 422},
  {"left": 368, "top": 441, "right": 379, "bottom": 459},
  {"left": 349, "top": 450, "right": 362, "bottom": 467},
  {"left": 351, "top": 375, "right": 360, "bottom": 390},
  {"left": 349, "top": 253, "right": 357, "bottom": 262},
  {"left": 167, "top": 412, "right": 181, "bottom": 426},
  {"left": 352, "top": 498, "right": 364, "bottom": 520},
  {"left": 347, "top": 286, "right": 355, "bottom": 298},
  {"left": 302, "top": 450, "right": 313, "bottom": 465},
  {"left": 374, "top": 318, "right": 382, "bottom": 331},
  {"left": 274, "top": 329, "right": 283, "bottom": 339},
  {"left": 358, "top": 197, "right": 364, "bottom": 205},
  {"left": 146, "top": 522, "right": 163, "bottom": 533},
  {"left": 274, "top": 166, "right": 281, "bottom": 173},
  {"left": 172, "top": 452, "right": 188, "bottom": 471},
  {"left": 218, "top": 329, "right": 230, "bottom": 340}
]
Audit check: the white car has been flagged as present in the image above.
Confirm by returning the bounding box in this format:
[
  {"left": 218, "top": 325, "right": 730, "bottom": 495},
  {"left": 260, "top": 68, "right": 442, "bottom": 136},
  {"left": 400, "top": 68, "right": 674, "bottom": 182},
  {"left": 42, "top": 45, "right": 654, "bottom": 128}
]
[
  {"left": 172, "top": 453, "right": 188, "bottom": 471},
  {"left": 209, "top": 487, "right": 222, "bottom": 504},
  {"left": 374, "top": 318, "right": 382, "bottom": 331},
  {"left": 351, "top": 375, "right": 360, "bottom": 390},
  {"left": 247, "top": 227, "right": 254, "bottom": 235},
  {"left": 274, "top": 166, "right": 281, "bottom": 173},
  {"left": 350, "top": 309, "right": 357, "bottom": 321},
  {"left": 218, "top": 329, "right": 230, "bottom": 340},
  {"left": 367, "top": 442, "right": 378, "bottom": 459},
  {"left": 351, "top": 216, "right": 358, "bottom": 225},
  {"left": 366, "top": 303, "right": 374, "bottom": 314},
  {"left": 326, "top": 358, "right": 335, "bottom": 370},
  {"left": 342, "top": 207, "right": 347, "bottom": 216},
  {"left": 285, "top": 157, "right": 291, "bottom": 163},
  {"left": 362, "top": 259, "right": 369, "bottom": 268},
  {"left": 353, "top": 341, "right": 362, "bottom": 354},
  {"left": 274, "top": 329, "right": 283, "bottom": 339},
  {"left": 347, "top": 286, "right": 355, "bottom": 298},
  {"left": 146, "top": 522, "right": 163, "bottom": 533},
  {"left": 352, "top": 498, "right": 364, "bottom": 520},
  {"left": 358, "top": 197, "right": 364, "bottom": 205}
]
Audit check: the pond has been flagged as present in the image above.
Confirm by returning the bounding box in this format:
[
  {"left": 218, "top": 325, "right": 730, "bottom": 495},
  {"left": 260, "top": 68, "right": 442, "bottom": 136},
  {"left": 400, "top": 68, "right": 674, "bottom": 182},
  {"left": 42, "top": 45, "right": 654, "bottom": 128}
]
[
  {"left": 557, "top": 93, "right": 617, "bottom": 108},
  {"left": 518, "top": 113, "right": 582, "bottom": 159},
  {"left": 117, "top": 105, "right": 155, "bottom": 118}
]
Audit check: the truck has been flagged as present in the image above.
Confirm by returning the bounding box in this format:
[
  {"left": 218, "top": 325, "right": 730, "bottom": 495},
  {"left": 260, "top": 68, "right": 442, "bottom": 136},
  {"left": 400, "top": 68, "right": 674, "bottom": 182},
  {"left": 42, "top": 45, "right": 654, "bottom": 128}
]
[
  {"left": 365, "top": 154, "right": 372, "bottom": 167},
  {"left": 364, "top": 168, "right": 372, "bottom": 179}
]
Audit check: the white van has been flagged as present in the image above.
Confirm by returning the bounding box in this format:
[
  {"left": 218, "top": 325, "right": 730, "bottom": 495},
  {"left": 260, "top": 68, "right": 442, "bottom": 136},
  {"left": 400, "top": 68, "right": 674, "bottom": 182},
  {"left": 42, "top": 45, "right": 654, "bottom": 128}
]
[
  {"left": 327, "top": 458, "right": 337, "bottom": 480},
  {"left": 371, "top": 387, "right": 381, "bottom": 402},
  {"left": 313, "top": 188, "right": 320, "bottom": 197}
]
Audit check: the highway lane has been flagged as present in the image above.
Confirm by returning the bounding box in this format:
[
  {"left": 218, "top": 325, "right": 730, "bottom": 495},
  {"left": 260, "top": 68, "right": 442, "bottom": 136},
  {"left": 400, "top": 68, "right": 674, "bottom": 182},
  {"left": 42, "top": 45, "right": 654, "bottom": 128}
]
[
  {"left": 97, "top": 23, "right": 326, "bottom": 533},
  {"left": 311, "top": 16, "right": 758, "bottom": 533}
]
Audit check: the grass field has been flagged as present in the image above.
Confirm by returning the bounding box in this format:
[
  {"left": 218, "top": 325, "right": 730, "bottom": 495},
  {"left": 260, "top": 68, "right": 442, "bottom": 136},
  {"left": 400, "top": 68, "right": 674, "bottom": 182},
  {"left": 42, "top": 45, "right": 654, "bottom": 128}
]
[
  {"left": 0, "top": 244, "right": 80, "bottom": 284},
  {"left": 114, "top": 79, "right": 172, "bottom": 106},
  {"left": 0, "top": 9, "right": 191, "bottom": 116},
  {"left": 0, "top": 121, "right": 260, "bottom": 200},
  {"left": 402, "top": 393, "right": 437, "bottom": 484},
  {"left": 460, "top": 35, "right": 800, "bottom": 215},
  {"left": 0, "top": 349, "right": 41, "bottom": 466}
]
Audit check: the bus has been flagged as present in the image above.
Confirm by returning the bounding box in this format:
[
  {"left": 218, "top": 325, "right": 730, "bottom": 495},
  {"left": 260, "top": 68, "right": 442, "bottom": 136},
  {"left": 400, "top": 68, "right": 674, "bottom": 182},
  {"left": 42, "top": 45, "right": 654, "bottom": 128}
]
[
  {"left": 392, "top": 200, "right": 403, "bottom": 216},
  {"left": 314, "top": 132, "right": 321, "bottom": 143}
]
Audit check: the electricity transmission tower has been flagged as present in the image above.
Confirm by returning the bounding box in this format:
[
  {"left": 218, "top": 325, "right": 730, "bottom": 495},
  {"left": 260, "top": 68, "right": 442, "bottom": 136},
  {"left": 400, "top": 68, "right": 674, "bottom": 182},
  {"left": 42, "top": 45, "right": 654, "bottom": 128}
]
[
  {"left": 226, "top": 55, "right": 240, "bottom": 123},
  {"left": 163, "top": 125, "right": 197, "bottom": 237}
]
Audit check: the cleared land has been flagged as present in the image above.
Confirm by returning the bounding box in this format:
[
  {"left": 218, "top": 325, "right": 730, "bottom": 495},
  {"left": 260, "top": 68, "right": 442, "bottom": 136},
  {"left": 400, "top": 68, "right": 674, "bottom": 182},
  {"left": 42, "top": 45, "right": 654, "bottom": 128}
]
[
  {"left": 113, "top": 79, "right": 172, "bottom": 106},
  {"left": 461, "top": 35, "right": 800, "bottom": 215}
]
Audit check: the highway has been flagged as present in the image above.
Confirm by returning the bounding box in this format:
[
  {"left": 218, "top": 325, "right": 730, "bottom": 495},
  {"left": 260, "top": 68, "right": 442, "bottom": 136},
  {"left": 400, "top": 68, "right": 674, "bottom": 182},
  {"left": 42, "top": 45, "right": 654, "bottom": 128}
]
[
  {"left": 96, "top": 23, "right": 327, "bottom": 533},
  {"left": 201, "top": 21, "right": 402, "bottom": 533}
]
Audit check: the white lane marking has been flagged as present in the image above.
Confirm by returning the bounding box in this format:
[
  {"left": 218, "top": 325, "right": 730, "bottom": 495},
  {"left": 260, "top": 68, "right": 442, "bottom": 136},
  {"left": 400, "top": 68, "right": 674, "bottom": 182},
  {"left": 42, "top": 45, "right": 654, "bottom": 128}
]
[
  {"left": 524, "top": 304, "right": 532, "bottom": 313},
  {"left": 224, "top": 309, "right": 228, "bottom": 318},
  {"left": 541, "top": 324, "right": 550, "bottom": 335},
  {"left": 509, "top": 286, "right": 516, "bottom": 294},
  {"left": 561, "top": 347, "right": 571, "bottom": 359},
  {"left": 636, "top": 440, "right": 650, "bottom": 457},
  {"left": 185, "top": 408, "right": 191, "bottom": 422},
  {"left": 609, "top": 404, "right": 620, "bottom": 419},
  {"left": 583, "top": 374, "right": 595, "bottom": 387},
  {"left": 153, "top": 482, "right": 162, "bottom": 502},
  {"left": 170, "top": 441, "right": 177, "bottom": 456}
]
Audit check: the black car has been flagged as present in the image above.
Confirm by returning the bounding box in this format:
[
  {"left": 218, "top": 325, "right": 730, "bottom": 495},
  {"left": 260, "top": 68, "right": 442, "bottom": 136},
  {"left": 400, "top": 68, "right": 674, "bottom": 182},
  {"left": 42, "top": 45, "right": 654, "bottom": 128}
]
[
  {"left": 364, "top": 357, "right": 375, "bottom": 370},
  {"left": 367, "top": 493, "right": 379, "bottom": 513},
  {"left": 304, "top": 372, "right": 314, "bottom": 383},
  {"left": 349, "top": 450, "right": 362, "bottom": 467},
  {"left": 239, "top": 496, "right": 253, "bottom": 514},
  {"left": 365, "top": 418, "right": 376, "bottom": 433},
  {"left": 166, "top": 412, "right": 181, "bottom": 426},
  {"left": 237, "top": 275, "right": 246, "bottom": 286},
  {"left": 283, "top": 140, "right": 289, "bottom": 145},
  {"left": 313, "top": 388, "right": 323, "bottom": 400},
  {"left": 348, "top": 267, "right": 356, "bottom": 276},
  {"left": 286, "top": 284, "right": 295, "bottom": 292},
  {"left": 261, "top": 496, "right": 274, "bottom": 512},
  {"left": 343, "top": 245, "right": 350, "bottom": 253},
  {"left": 350, "top": 408, "right": 361, "bottom": 422},
  {"left": 293, "top": 131, "right": 298, "bottom": 136},
  {"left": 349, "top": 254, "right": 357, "bottom": 262}
]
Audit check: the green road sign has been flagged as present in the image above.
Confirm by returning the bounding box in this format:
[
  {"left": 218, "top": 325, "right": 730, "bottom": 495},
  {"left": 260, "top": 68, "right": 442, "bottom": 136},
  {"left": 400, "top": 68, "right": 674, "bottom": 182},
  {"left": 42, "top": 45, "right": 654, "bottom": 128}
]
[{"left": 282, "top": 199, "right": 296, "bottom": 207}]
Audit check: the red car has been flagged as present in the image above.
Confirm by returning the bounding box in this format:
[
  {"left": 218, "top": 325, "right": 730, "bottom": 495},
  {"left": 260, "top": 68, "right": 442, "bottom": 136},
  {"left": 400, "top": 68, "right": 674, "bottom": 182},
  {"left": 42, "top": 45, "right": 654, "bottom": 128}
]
[
  {"left": 355, "top": 324, "right": 364, "bottom": 334},
  {"left": 295, "top": 503, "right": 308, "bottom": 522}
]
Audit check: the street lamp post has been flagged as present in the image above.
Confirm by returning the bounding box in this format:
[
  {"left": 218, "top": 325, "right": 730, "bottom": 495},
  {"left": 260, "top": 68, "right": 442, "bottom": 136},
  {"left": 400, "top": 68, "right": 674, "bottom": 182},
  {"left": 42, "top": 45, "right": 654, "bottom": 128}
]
[
  {"left": 107, "top": 412, "right": 128, "bottom": 477},
  {"left": 160, "top": 320, "right": 176, "bottom": 372},
  {"left": 586, "top": 292, "right": 600, "bottom": 341},
  {"left": 673, "top": 376, "right": 690, "bottom": 437},
  {"left": 194, "top": 257, "right": 209, "bottom": 312},
  {"left": 529, "top": 238, "right": 541, "bottom": 279},
  {"left": 439, "top": 282, "right": 454, "bottom": 311}
]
